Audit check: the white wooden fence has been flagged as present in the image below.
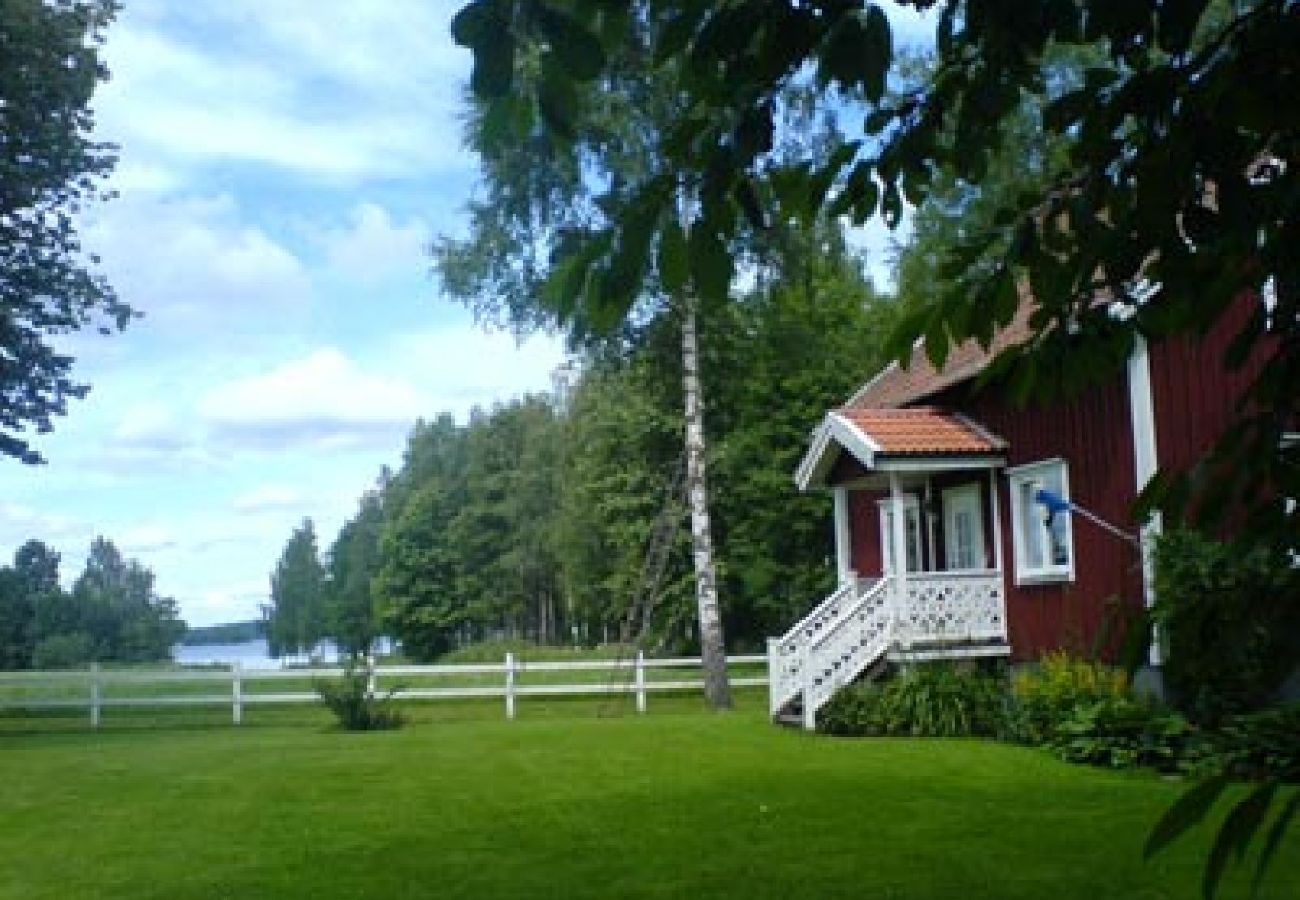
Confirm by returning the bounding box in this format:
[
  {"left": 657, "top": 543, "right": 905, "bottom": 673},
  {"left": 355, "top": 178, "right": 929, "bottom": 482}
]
[{"left": 0, "top": 652, "right": 768, "bottom": 727}]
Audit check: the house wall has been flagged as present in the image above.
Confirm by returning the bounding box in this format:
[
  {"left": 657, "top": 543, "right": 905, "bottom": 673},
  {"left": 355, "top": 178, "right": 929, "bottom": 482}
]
[
  {"left": 931, "top": 375, "right": 1145, "bottom": 662},
  {"left": 826, "top": 293, "right": 1272, "bottom": 663},
  {"left": 1147, "top": 291, "right": 1272, "bottom": 476}
]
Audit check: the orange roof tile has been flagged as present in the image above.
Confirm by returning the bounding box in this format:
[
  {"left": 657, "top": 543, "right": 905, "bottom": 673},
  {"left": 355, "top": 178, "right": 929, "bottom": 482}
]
[
  {"left": 848, "top": 295, "right": 1037, "bottom": 409},
  {"left": 837, "top": 407, "right": 1006, "bottom": 456}
]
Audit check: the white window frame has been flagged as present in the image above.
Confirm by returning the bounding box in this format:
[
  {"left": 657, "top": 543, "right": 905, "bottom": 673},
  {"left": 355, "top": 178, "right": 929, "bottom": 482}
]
[
  {"left": 1007, "top": 458, "right": 1075, "bottom": 585},
  {"left": 877, "top": 495, "right": 922, "bottom": 575},
  {"left": 942, "top": 483, "right": 987, "bottom": 571}
]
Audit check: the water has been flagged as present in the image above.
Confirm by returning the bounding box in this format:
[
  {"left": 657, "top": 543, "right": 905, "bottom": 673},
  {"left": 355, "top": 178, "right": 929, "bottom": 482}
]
[{"left": 171, "top": 638, "right": 340, "bottom": 669}]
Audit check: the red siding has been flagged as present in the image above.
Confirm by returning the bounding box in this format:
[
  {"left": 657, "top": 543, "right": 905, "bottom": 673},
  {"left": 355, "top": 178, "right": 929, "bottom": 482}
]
[
  {"left": 848, "top": 490, "right": 882, "bottom": 576},
  {"left": 931, "top": 375, "right": 1145, "bottom": 662},
  {"left": 1148, "top": 293, "right": 1271, "bottom": 476}
]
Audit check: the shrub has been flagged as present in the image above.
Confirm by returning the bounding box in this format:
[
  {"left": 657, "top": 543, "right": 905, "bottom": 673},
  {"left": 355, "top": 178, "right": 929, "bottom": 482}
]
[
  {"left": 817, "top": 664, "right": 1007, "bottom": 738},
  {"left": 1008, "top": 652, "right": 1129, "bottom": 744},
  {"left": 1050, "top": 697, "right": 1193, "bottom": 771},
  {"left": 1192, "top": 703, "right": 1300, "bottom": 781},
  {"left": 314, "top": 662, "right": 404, "bottom": 731},
  {"left": 1153, "top": 529, "right": 1299, "bottom": 725},
  {"left": 878, "top": 664, "right": 1007, "bottom": 737},
  {"left": 817, "top": 682, "right": 887, "bottom": 736},
  {"left": 31, "top": 632, "right": 95, "bottom": 669}
]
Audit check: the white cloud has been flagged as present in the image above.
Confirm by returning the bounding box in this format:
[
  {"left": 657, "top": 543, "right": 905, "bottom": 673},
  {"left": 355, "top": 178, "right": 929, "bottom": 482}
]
[
  {"left": 96, "top": 3, "right": 473, "bottom": 184},
  {"left": 0, "top": 504, "right": 90, "bottom": 546},
  {"left": 83, "top": 193, "right": 313, "bottom": 333},
  {"left": 317, "top": 203, "right": 431, "bottom": 284},
  {"left": 199, "top": 348, "right": 425, "bottom": 451},
  {"left": 183, "top": 582, "right": 269, "bottom": 627},
  {"left": 232, "top": 485, "right": 305, "bottom": 515},
  {"left": 387, "top": 328, "right": 569, "bottom": 416},
  {"left": 119, "top": 525, "right": 178, "bottom": 554}
]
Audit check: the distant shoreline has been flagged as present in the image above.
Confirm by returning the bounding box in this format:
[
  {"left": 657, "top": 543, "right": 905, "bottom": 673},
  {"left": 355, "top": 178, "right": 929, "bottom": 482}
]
[{"left": 181, "top": 620, "right": 264, "bottom": 647}]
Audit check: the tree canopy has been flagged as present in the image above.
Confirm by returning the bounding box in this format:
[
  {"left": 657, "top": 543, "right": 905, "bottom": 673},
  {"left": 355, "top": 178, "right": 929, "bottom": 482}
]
[
  {"left": 0, "top": 536, "right": 184, "bottom": 669},
  {"left": 0, "top": 0, "right": 132, "bottom": 464},
  {"left": 451, "top": 0, "right": 1298, "bottom": 549}
]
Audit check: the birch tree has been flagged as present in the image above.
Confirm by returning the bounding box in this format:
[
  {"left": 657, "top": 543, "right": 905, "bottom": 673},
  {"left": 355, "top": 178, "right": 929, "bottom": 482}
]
[{"left": 436, "top": 7, "right": 743, "bottom": 705}]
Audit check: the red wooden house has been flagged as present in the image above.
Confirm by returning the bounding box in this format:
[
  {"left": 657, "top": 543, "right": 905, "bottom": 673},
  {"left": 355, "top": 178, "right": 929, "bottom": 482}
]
[{"left": 767, "top": 297, "right": 1267, "bottom": 728}]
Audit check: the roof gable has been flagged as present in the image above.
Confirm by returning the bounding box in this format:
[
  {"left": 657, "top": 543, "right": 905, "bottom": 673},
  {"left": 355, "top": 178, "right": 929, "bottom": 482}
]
[{"left": 848, "top": 296, "right": 1036, "bottom": 409}]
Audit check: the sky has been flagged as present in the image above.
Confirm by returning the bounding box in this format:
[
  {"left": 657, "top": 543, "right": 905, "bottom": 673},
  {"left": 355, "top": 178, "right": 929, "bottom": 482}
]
[{"left": 0, "top": 1, "right": 933, "bottom": 628}]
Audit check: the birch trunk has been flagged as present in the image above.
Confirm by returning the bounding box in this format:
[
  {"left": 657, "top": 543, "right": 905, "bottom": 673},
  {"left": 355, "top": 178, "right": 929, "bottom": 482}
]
[{"left": 681, "top": 294, "right": 732, "bottom": 709}]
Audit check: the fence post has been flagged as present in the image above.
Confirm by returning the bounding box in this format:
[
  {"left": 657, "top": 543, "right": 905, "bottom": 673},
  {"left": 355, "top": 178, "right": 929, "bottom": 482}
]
[
  {"left": 366, "top": 653, "right": 377, "bottom": 700},
  {"left": 89, "top": 662, "right": 101, "bottom": 729},
  {"left": 232, "top": 661, "right": 243, "bottom": 725},
  {"left": 635, "top": 650, "right": 646, "bottom": 714},
  {"left": 504, "top": 652, "right": 516, "bottom": 720}
]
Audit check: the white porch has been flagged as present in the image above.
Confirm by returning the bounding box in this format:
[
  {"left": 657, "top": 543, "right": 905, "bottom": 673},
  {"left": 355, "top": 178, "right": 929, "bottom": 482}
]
[{"left": 769, "top": 406, "right": 1012, "bottom": 729}]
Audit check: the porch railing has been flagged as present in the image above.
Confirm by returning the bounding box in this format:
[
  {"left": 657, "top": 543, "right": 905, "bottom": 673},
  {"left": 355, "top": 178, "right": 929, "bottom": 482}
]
[
  {"left": 893, "top": 570, "right": 1006, "bottom": 646},
  {"left": 768, "top": 569, "right": 1008, "bottom": 728}
]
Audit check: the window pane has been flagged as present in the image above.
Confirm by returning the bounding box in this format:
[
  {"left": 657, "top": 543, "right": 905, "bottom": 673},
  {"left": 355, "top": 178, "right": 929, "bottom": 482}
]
[{"left": 1019, "top": 481, "right": 1043, "bottom": 568}]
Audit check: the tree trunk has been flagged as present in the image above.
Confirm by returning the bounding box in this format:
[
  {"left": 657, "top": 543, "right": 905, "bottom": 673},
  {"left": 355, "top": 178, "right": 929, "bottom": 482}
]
[{"left": 681, "top": 295, "right": 732, "bottom": 709}]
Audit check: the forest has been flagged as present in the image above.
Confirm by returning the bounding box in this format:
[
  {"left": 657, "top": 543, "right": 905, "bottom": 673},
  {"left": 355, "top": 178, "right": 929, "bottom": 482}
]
[
  {"left": 0, "top": 537, "right": 185, "bottom": 669},
  {"left": 263, "top": 230, "right": 901, "bottom": 661}
]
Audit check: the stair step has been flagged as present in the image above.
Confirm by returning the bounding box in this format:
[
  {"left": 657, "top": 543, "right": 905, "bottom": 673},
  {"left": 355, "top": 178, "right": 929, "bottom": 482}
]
[{"left": 774, "top": 712, "right": 805, "bottom": 728}]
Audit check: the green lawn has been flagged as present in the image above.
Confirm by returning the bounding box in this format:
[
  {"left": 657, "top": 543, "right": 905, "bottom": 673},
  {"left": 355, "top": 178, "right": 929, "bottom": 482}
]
[{"left": 0, "top": 697, "right": 1295, "bottom": 899}]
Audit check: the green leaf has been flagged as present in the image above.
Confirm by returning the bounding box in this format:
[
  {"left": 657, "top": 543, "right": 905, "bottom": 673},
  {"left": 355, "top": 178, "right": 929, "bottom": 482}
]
[
  {"left": 471, "top": 32, "right": 515, "bottom": 97},
  {"left": 1157, "top": 0, "right": 1209, "bottom": 54},
  {"left": 657, "top": 219, "right": 688, "bottom": 294},
  {"left": 1145, "top": 773, "right": 1231, "bottom": 859},
  {"left": 537, "top": 63, "right": 579, "bottom": 141},
  {"left": 734, "top": 178, "right": 766, "bottom": 230},
  {"left": 688, "top": 225, "right": 732, "bottom": 301},
  {"left": 861, "top": 5, "right": 892, "bottom": 103},
  {"left": 450, "top": 0, "right": 494, "bottom": 48},
  {"left": 864, "top": 106, "right": 894, "bottom": 136},
  {"left": 535, "top": 4, "right": 606, "bottom": 82},
  {"left": 655, "top": 9, "right": 701, "bottom": 65}
]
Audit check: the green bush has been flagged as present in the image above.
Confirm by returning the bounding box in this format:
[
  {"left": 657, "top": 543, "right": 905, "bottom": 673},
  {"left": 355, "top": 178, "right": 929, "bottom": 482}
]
[
  {"left": 817, "top": 665, "right": 1007, "bottom": 738},
  {"left": 1191, "top": 703, "right": 1300, "bottom": 781},
  {"left": 1153, "top": 529, "right": 1299, "bottom": 725},
  {"left": 1050, "top": 697, "right": 1193, "bottom": 771},
  {"left": 817, "top": 682, "right": 887, "bottom": 736},
  {"left": 31, "top": 632, "right": 95, "bottom": 669},
  {"left": 1007, "top": 652, "right": 1129, "bottom": 744},
  {"left": 314, "top": 663, "right": 404, "bottom": 731}
]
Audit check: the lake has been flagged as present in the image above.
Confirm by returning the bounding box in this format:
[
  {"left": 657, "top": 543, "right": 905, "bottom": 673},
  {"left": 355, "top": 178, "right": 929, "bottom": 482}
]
[{"left": 171, "top": 638, "right": 339, "bottom": 669}]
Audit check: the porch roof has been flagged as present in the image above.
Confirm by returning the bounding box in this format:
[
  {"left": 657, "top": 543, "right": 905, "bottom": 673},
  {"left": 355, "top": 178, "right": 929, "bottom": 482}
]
[{"left": 795, "top": 407, "right": 1007, "bottom": 490}]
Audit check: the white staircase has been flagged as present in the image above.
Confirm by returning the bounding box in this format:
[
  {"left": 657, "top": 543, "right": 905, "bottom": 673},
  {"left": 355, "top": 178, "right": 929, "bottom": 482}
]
[{"left": 767, "top": 577, "right": 893, "bottom": 730}]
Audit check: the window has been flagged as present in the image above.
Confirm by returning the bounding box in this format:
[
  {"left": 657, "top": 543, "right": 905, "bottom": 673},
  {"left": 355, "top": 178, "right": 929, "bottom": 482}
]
[
  {"left": 942, "top": 484, "right": 987, "bottom": 571},
  {"left": 878, "top": 496, "right": 922, "bottom": 575},
  {"left": 1007, "top": 459, "right": 1074, "bottom": 584}
]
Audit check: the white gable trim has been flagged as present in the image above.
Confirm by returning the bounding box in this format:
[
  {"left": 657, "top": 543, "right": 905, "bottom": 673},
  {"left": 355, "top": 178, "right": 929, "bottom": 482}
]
[{"left": 793, "top": 412, "right": 883, "bottom": 491}]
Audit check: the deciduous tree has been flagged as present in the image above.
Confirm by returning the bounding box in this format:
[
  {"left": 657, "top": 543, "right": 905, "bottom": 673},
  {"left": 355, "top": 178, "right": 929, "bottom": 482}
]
[{"left": 1, "top": 0, "right": 133, "bottom": 463}]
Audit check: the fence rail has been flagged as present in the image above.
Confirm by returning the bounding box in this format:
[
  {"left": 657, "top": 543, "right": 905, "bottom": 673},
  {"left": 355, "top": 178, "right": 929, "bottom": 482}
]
[{"left": 0, "top": 653, "right": 768, "bottom": 727}]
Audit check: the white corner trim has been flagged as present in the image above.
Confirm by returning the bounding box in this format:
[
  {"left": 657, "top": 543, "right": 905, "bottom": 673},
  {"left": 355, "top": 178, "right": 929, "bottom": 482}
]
[{"left": 1127, "top": 333, "right": 1165, "bottom": 665}]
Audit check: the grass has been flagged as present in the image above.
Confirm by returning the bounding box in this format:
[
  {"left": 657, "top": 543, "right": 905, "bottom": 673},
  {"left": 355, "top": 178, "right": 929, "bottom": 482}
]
[{"left": 0, "top": 696, "right": 1296, "bottom": 899}]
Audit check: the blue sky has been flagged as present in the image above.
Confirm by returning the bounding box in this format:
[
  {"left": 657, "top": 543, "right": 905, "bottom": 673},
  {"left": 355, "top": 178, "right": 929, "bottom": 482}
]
[{"left": 0, "top": 1, "right": 931, "bottom": 627}]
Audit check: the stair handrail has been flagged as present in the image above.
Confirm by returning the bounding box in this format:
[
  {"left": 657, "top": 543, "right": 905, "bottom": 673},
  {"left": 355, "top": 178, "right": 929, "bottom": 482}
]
[
  {"left": 800, "top": 577, "right": 895, "bottom": 729},
  {"left": 768, "top": 580, "right": 857, "bottom": 715}
]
